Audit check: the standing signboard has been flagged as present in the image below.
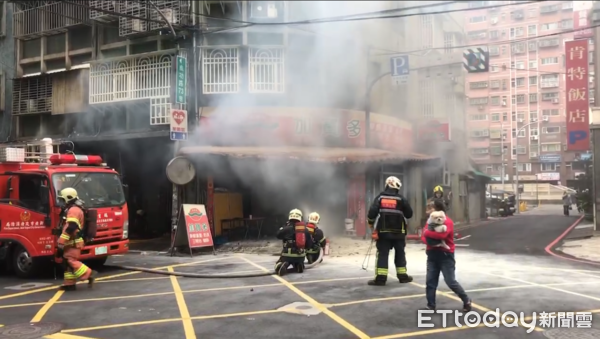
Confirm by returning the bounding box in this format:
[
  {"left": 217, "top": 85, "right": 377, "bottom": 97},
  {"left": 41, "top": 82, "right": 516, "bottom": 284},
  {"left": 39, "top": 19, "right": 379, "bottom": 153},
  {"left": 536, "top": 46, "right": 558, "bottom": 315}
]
[
  {"left": 170, "top": 204, "right": 215, "bottom": 257},
  {"left": 565, "top": 40, "right": 590, "bottom": 151},
  {"left": 170, "top": 109, "right": 188, "bottom": 141}
]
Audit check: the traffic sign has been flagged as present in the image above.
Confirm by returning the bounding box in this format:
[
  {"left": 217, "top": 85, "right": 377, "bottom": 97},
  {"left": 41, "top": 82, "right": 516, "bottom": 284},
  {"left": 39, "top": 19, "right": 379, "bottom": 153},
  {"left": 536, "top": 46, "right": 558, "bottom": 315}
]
[
  {"left": 390, "top": 55, "right": 409, "bottom": 85},
  {"left": 170, "top": 108, "right": 188, "bottom": 141},
  {"left": 463, "top": 48, "right": 489, "bottom": 73}
]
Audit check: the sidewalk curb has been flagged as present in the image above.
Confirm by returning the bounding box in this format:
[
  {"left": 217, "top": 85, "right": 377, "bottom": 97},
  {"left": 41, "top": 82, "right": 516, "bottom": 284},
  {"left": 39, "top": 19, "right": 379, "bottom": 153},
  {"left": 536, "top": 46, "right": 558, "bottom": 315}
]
[{"left": 544, "top": 215, "right": 600, "bottom": 266}]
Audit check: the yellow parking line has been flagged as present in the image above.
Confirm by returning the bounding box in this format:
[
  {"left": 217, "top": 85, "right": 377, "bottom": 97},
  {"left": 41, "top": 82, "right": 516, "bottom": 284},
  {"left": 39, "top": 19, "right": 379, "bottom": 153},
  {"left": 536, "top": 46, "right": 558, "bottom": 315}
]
[
  {"left": 241, "top": 257, "right": 371, "bottom": 339},
  {"left": 0, "top": 256, "right": 230, "bottom": 302},
  {"left": 168, "top": 267, "right": 196, "bottom": 339},
  {"left": 31, "top": 290, "right": 64, "bottom": 322},
  {"left": 64, "top": 309, "right": 282, "bottom": 333},
  {"left": 45, "top": 333, "right": 100, "bottom": 339}
]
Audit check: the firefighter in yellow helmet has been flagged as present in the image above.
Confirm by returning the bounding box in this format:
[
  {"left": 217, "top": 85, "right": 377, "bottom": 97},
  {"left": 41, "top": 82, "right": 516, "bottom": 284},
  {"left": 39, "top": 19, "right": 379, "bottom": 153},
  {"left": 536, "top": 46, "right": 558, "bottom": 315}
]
[
  {"left": 55, "top": 188, "right": 97, "bottom": 291},
  {"left": 367, "top": 176, "right": 414, "bottom": 286},
  {"left": 306, "top": 212, "right": 327, "bottom": 264},
  {"left": 275, "top": 209, "right": 313, "bottom": 276},
  {"left": 427, "top": 186, "right": 450, "bottom": 215}
]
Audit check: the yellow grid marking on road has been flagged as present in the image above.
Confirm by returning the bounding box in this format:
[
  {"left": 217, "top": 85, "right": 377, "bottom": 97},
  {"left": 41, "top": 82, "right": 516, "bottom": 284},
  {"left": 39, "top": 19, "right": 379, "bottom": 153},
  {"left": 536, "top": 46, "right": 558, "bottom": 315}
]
[
  {"left": 168, "top": 267, "right": 196, "bottom": 339},
  {"left": 31, "top": 290, "right": 64, "bottom": 323},
  {"left": 241, "top": 257, "right": 371, "bottom": 339},
  {"left": 0, "top": 256, "right": 230, "bottom": 302},
  {"left": 409, "top": 280, "right": 544, "bottom": 332},
  {"left": 44, "top": 333, "right": 101, "bottom": 339},
  {"left": 63, "top": 309, "right": 282, "bottom": 333}
]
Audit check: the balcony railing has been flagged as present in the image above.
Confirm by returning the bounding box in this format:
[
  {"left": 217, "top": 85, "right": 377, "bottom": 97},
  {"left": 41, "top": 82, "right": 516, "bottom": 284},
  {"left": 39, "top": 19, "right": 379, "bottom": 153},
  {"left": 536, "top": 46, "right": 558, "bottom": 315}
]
[
  {"left": 13, "top": 1, "right": 88, "bottom": 40},
  {"left": 12, "top": 76, "right": 53, "bottom": 115},
  {"left": 115, "top": 0, "right": 190, "bottom": 36},
  {"left": 89, "top": 51, "right": 177, "bottom": 125},
  {"left": 89, "top": 1, "right": 122, "bottom": 22}
]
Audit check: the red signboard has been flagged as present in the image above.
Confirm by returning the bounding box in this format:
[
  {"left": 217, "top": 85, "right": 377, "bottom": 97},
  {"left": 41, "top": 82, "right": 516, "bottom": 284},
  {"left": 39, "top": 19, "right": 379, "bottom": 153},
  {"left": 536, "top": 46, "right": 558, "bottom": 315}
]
[
  {"left": 183, "top": 204, "right": 214, "bottom": 248},
  {"left": 574, "top": 2, "right": 593, "bottom": 39},
  {"left": 565, "top": 40, "right": 590, "bottom": 151},
  {"left": 416, "top": 120, "right": 451, "bottom": 142}
]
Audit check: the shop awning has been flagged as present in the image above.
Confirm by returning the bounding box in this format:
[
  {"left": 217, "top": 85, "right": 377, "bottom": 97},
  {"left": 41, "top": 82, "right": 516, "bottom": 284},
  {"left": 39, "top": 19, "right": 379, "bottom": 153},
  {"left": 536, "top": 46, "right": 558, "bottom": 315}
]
[
  {"left": 467, "top": 164, "right": 495, "bottom": 181},
  {"left": 177, "top": 146, "right": 437, "bottom": 163}
]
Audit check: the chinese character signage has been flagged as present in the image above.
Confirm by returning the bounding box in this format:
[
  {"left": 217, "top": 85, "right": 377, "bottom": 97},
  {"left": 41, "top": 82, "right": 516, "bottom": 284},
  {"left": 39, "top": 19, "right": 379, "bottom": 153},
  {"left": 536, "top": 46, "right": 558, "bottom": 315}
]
[
  {"left": 170, "top": 109, "right": 188, "bottom": 141},
  {"left": 565, "top": 40, "right": 590, "bottom": 151},
  {"left": 183, "top": 205, "right": 213, "bottom": 248},
  {"left": 573, "top": 1, "right": 593, "bottom": 39},
  {"left": 176, "top": 56, "right": 187, "bottom": 104}
]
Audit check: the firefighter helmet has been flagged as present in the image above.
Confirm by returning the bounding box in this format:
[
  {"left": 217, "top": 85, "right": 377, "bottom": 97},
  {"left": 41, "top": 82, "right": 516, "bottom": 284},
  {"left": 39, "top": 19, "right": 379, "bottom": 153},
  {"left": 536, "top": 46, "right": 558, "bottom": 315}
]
[
  {"left": 59, "top": 187, "right": 78, "bottom": 203},
  {"left": 289, "top": 209, "right": 303, "bottom": 221},
  {"left": 308, "top": 212, "right": 320, "bottom": 224},
  {"left": 433, "top": 185, "right": 444, "bottom": 193},
  {"left": 385, "top": 176, "right": 402, "bottom": 190}
]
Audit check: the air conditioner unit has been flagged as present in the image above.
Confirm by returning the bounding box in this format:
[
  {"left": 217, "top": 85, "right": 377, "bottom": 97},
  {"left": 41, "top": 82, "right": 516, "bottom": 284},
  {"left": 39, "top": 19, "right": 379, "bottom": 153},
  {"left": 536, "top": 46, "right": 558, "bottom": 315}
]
[
  {"left": 478, "top": 105, "right": 485, "bottom": 110},
  {"left": 491, "top": 18, "right": 498, "bottom": 25},
  {"left": 502, "top": 101, "right": 507, "bottom": 106},
  {"left": 531, "top": 136, "right": 539, "bottom": 140},
  {"left": 517, "top": 64, "right": 525, "bottom": 69},
  {"left": 531, "top": 118, "right": 538, "bottom": 122},
  {"left": 542, "top": 115, "right": 549, "bottom": 122},
  {"left": 518, "top": 118, "right": 524, "bottom": 123},
  {"left": 530, "top": 152, "right": 538, "bottom": 158},
  {"left": 250, "top": 1, "right": 279, "bottom": 19},
  {"left": 552, "top": 98, "right": 559, "bottom": 104}
]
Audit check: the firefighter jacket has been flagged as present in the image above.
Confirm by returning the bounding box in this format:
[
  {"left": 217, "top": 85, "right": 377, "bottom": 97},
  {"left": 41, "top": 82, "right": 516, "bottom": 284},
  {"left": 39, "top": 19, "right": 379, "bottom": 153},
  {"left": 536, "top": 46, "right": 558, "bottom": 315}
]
[
  {"left": 306, "top": 223, "right": 326, "bottom": 254},
  {"left": 57, "top": 205, "right": 86, "bottom": 250},
  {"left": 276, "top": 220, "right": 313, "bottom": 258},
  {"left": 367, "top": 188, "right": 413, "bottom": 235}
]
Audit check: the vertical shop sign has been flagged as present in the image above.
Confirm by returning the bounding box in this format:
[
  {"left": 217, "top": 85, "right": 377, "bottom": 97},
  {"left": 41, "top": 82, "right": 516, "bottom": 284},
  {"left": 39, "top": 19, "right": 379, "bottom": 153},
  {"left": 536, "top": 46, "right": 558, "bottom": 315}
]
[
  {"left": 176, "top": 56, "right": 187, "bottom": 104},
  {"left": 565, "top": 40, "right": 590, "bottom": 151}
]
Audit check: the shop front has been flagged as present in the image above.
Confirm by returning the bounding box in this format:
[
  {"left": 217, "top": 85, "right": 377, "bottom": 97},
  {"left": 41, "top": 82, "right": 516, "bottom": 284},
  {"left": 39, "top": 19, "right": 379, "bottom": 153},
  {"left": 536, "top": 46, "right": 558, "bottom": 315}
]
[{"left": 176, "top": 107, "right": 435, "bottom": 241}]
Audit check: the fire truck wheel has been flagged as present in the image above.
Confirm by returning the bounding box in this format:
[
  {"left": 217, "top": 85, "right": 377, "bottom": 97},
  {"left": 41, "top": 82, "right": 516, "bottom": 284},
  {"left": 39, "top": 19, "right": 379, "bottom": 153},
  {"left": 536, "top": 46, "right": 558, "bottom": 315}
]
[{"left": 12, "top": 246, "right": 41, "bottom": 279}]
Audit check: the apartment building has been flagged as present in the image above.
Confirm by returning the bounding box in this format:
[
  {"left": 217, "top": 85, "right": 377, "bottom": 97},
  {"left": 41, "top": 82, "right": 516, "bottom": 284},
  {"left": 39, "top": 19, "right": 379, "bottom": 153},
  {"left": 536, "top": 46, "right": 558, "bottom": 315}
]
[
  {"left": 0, "top": 1, "right": 13, "bottom": 141},
  {"left": 465, "top": 1, "right": 592, "bottom": 183}
]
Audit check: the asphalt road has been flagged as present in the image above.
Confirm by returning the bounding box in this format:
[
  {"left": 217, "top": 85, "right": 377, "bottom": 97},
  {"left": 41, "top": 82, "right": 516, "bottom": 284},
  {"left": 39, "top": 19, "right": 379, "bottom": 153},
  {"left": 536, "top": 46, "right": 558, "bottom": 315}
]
[{"left": 1, "top": 205, "right": 600, "bottom": 339}]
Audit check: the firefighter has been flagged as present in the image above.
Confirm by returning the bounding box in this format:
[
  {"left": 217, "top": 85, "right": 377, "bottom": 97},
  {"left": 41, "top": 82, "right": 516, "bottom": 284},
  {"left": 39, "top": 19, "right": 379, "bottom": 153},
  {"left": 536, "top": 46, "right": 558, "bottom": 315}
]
[
  {"left": 426, "top": 186, "right": 449, "bottom": 215},
  {"left": 306, "top": 212, "right": 327, "bottom": 264},
  {"left": 55, "top": 188, "right": 97, "bottom": 291},
  {"left": 367, "top": 176, "right": 414, "bottom": 286},
  {"left": 275, "top": 209, "right": 313, "bottom": 276}
]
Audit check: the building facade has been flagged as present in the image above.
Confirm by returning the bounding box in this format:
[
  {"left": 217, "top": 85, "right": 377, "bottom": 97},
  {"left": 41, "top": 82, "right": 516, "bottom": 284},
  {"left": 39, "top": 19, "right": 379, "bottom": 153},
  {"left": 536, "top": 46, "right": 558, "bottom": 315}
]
[
  {"left": 465, "top": 1, "right": 592, "bottom": 185},
  {"left": 0, "top": 1, "right": 14, "bottom": 141},
  {"left": 5, "top": 1, "right": 483, "bottom": 238}
]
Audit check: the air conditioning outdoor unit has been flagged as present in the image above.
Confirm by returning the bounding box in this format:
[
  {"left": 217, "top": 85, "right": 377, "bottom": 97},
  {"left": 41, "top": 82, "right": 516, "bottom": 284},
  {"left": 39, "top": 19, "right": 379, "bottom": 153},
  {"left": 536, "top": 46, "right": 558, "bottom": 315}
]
[
  {"left": 491, "top": 18, "right": 498, "bottom": 24},
  {"left": 542, "top": 115, "right": 549, "bottom": 122},
  {"left": 250, "top": 1, "right": 279, "bottom": 19},
  {"left": 478, "top": 105, "right": 485, "bottom": 110},
  {"left": 530, "top": 118, "right": 538, "bottom": 122},
  {"left": 552, "top": 98, "right": 559, "bottom": 104},
  {"left": 531, "top": 136, "right": 538, "bottom": 140}
]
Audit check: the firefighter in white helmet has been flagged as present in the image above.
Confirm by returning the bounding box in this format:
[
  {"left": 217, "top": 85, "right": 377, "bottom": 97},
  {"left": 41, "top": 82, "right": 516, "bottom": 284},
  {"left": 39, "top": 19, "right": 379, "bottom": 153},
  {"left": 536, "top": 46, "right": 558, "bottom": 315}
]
[
  {"left": 366, "top": 176, "right": 414, "bottom": 286},
  {"left": 306, "top": 212, "right": 327, "bottom": 264},
  {"left": 275, "top": 209, "right": 313, "bottom": 276},
  {"left": 56, "top": 187, "right": 97, "bottom": 291}
]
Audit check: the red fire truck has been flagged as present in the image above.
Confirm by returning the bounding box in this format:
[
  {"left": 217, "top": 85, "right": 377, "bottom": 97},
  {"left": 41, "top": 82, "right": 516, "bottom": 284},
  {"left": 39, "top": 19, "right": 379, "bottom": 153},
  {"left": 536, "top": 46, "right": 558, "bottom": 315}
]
[{"left": 0, "top": 139, "right": 129, "bottom": 278}]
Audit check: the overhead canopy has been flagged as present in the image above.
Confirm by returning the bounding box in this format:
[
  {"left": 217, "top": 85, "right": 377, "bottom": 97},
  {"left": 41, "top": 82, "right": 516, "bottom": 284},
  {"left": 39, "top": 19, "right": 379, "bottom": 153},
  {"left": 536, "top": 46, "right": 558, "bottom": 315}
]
[
  {"left": 468, "top": 164, "right": 495, "bottom": 181},
  {"left": 177, "top": 146, "right": 437, "bottom": 163}
]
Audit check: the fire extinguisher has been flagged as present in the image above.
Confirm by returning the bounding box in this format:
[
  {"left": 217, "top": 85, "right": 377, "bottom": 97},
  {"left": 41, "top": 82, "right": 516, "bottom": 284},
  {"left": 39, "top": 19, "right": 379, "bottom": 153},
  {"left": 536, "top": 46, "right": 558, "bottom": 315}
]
[{"left": 324, "top": 239, "right": 330, "bottom": 256}]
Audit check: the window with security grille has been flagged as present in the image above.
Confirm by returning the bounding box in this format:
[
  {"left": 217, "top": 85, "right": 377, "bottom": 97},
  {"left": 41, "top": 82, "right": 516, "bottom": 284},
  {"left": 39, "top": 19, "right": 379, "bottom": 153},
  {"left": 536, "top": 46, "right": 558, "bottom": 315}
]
[
  {"left": 249, "top": 47, "right": 285, "bottom": 93},
  {"left": 202, "top": 47, "right": 240, "bottom": 94},
  {"left": 421, "top": 15, "right": 434, "bottom": 49},
  {"left": 12, "top": 76, "right": 53, "bottom": 115},
  {"left": 420, "top": 78, "right": 433, "bottom": 118},
  {"left": 542, "top": 109, "right": 560, "bottom": 116}
]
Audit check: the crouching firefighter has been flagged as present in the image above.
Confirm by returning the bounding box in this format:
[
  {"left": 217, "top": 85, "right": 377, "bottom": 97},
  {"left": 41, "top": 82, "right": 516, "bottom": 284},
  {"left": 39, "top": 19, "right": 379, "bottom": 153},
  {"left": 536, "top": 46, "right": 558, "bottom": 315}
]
[
  {"left": 306, "top": 212, "right": 327, "bottom": 264},
  {"left": 367, "top": 176, "right": 414, "bottom": 286},
  {"left": 275, "top": 209, "right": 313, "bottom": 276},
  {"left": 55, "top": 188, "right": 98, "bottom": 291}
]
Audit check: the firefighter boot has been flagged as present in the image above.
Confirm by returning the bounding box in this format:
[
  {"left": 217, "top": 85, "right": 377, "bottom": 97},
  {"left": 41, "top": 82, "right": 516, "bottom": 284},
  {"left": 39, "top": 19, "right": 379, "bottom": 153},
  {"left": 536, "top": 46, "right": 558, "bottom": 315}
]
[
  {"left": 398, "top": 274, "right": 413, "bottom": 283},
  {"left": 368, "top": 276, "right": 386, "bottom": 286},
  {"left": 88, "top": 270, "right": 98, "bottom": 288},
  {"left": 275, "top": 261, "right": 288, "bottom": 276},
  {"left": 59, "top": 285, "right": 77, "bottom": 291},
  {"left": 295, "top": 263, "right": 305, "bottom": 274}
]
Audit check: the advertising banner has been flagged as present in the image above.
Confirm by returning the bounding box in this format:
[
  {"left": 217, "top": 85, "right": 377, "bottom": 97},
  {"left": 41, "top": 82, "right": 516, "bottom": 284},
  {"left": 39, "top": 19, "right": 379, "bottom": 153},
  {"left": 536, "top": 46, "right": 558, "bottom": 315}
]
[
  {"left": 565, "top": 40, "right": 590, "bottom": 151},
  {"left": 573, "top": 1, "right": 593, "bottom": 39}
]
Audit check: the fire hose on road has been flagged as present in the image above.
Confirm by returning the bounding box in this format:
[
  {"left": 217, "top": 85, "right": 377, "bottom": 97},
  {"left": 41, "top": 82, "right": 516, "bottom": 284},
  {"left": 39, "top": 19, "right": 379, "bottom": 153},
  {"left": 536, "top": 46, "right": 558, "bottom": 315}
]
[{"left": 103, "top": 248, "right": 324, "bottom": 279}]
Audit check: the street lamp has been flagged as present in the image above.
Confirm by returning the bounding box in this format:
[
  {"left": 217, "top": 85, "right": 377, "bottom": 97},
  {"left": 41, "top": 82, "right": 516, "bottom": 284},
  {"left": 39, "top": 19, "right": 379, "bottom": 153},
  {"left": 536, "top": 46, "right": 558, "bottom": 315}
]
[{"left": 514, "top": 119, "right": 547, "bottom": 214}]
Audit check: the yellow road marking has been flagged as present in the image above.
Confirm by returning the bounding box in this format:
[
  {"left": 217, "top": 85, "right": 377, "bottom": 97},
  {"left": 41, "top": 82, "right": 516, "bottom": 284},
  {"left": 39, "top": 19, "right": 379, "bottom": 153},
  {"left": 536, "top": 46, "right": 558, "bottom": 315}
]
[
  {"left": 31, "top": 290, "right": 64, "bottom": 322},
  {"left": 96, "top": 276, "right": 170, "bottom": 283},
  {"left": 409, "top": 280, "right": 544, "bottom": 332},
  {"left": 481, "top": 271, "right": 600, "bottom": 303},
  {"left": 44, "top": 333, "right": 100, "bottom": 339},
  {"left": 0, "top": 256, "right": 230, "bottom": 302},
  {"left": 64, "top": 309, "right": 282, "bottom": 333},
  {"left": 168, "top": 267, "right": 196, "bottom": 339},
  {"left": 241, "top": 257, "right": 371, "bottom": 339}
]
